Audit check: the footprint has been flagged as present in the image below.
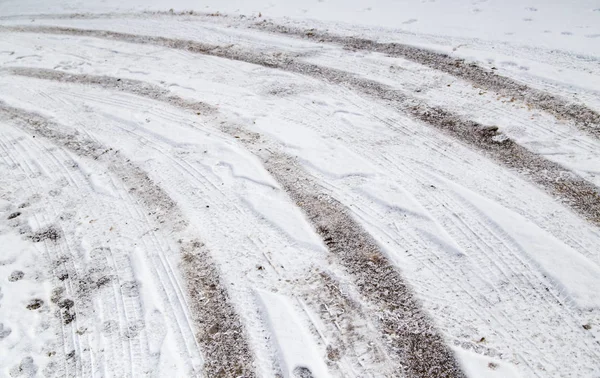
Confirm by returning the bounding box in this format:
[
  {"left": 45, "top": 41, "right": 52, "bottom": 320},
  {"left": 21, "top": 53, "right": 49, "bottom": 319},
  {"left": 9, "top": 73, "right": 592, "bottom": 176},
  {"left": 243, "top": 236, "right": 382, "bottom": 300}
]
[
  {"left": 585, "top": 34, "right": 600, "bottom": 38},
  {"left": 526, "top": 7, "right": 538, "bottom": 11},
  {"left": 7, "top": 212, "right": 21, "bottom": 220},
  {"left": 9, "top": 356, "right": 38, "bottom": 378},
  {"left": 0, "top": 323, "right": 12, "bottom": 339},
  {"left": 120, "top": 281, "right": 140, "bottom": 297},
  {"left": 8, "top": 270, "right": 24, "bottom": 282},
  {"left": 124, "top": 319, "right": 145, "bottom": 338},
  {"left": 26, "top": 299, "right": 44, "bottom": 310},
  {"left": 402, "top": 18, "right": 418, "bottom": 24},
  {"left": 102, "top": 320, "right": 118, "bottom": 335},
  {"left": 561, "top": 31, "right": 573, "bottom": 35},
  {"left": 293, "top": 367, "right": 314, "bottom": 378},
  {"left": 523, "top": 18, "right": 533, "bottom": 21}
]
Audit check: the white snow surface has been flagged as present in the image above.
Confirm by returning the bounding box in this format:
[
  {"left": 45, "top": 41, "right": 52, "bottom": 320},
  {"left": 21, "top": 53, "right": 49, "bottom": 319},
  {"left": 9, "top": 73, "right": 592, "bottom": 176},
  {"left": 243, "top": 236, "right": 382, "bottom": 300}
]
[{"left": 0, "top": 1, "right": 599, "bottom": 378}]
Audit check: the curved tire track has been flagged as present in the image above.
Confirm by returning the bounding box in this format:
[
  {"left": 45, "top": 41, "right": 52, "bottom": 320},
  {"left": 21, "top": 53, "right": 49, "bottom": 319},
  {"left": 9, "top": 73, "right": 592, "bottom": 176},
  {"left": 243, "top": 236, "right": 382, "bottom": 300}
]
[
  {"left": 2, "top": 26, "right": 599, "bottom": 228},
  {"left": 251, "top": 21, "right": 600, "bottom": 138},
  {"left": 0, "top": 100, "right": 256, "bottom": 377},
  {"left": 2, "top": 68, "right": 467, "bottom": 376}
]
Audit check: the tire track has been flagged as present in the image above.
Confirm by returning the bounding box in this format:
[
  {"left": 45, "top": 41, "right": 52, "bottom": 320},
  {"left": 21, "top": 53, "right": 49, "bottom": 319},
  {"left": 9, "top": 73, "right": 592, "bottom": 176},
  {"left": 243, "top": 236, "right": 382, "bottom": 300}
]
[
  {"left": 262, "top": 153, "right": 465, "bottom": 377},
  {"left": 0, "top": 100, "right": 256, "bottom": 378},
  {"left": 250, "top": 21, "right": 600, "bottom": 138},
  {"left": 3, "top": 27, "right": 600, "bottom": 228},
  {"left": 3, "top": 68, "right": 469, "bottom": 376},
  {"left": 2, "top": 12, "right": 598, "bottom": 134},
  {"left": 5, "top": 76, "right": 402, "bottom": 376}
]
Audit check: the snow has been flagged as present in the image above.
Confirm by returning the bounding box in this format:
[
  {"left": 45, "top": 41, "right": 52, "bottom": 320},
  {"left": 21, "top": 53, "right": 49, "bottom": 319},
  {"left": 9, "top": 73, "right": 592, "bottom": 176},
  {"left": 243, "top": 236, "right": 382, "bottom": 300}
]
[
  {"left": 454, "top": 347, "right": 521, "bottom": 378},
  {"left": 1, "top": 1, "right": 599, "bottom": 377},
  {"left": 1, "top": 0, "right": 599, "bottom": 55},
  {"left": 256, "top": 291, "right": 331, "bottom": 377}
]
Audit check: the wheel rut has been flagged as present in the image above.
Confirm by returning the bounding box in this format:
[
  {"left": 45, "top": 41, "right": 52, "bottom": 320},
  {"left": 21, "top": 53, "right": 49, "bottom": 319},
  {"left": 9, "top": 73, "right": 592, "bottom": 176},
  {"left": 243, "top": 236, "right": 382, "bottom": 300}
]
[
  {"left": 251, "top": 20, "right": 600, "bottom": 138},
  {"left": 2, "top": 68, "right": 467, "bottom": 376},
  {"left": 0, "top": 100, "right": 257, "bottom": 378},
  {"left": 3, "top": 28, "right": 599, "bottom": 229}
]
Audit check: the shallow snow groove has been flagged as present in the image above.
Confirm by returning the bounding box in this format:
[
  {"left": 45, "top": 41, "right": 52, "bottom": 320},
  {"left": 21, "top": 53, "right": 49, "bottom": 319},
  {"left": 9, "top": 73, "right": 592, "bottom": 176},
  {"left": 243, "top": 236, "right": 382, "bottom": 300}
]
[
  {"left": 0, "top": 101, "right": 257, "bottom": 377},
  {"left": 3, "top": 29, "right": 600, "bottom": 228},
  {"left": 6, "top": 67, "right": 467, "bottom": 376}
]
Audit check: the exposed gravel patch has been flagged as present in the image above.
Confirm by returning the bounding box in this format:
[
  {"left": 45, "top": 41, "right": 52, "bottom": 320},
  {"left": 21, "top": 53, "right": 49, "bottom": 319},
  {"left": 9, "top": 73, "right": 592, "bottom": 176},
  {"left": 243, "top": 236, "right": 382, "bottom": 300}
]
[{"left": 180, "top": 240, "right": 256, "bottom": 378}]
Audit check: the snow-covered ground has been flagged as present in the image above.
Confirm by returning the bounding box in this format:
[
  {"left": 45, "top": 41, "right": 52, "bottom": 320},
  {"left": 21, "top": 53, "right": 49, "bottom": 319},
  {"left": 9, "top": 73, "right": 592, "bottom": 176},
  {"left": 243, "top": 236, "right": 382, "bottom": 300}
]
[{"left": 1, "top": 1, "right": 599, "bottom": 377}]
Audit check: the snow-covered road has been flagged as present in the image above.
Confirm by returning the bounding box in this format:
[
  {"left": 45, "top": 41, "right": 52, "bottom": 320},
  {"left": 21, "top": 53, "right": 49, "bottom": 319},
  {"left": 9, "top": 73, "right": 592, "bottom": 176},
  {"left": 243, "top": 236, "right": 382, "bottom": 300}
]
[{"left": 1, "top": 3, "right": 599, "bottom": 377}]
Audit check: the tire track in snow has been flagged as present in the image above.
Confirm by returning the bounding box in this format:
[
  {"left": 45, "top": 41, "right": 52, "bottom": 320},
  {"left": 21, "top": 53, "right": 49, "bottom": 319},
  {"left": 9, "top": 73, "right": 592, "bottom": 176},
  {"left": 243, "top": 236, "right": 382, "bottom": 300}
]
[
  {"left": 2, "top": 74, "right": 401, "bottom": 376},
  {"left": 2, "top": 27, "right": 599, "bottom": 228},
  {"left": 263, "top": 154, "right": 466, "bottom": 378},
  {"left": 2, "top": 68, "right": 467, "bottom": 377},
  {"left": 267, "top": 87, "right": 600, "bottom": 375},
  {"left": 1, "top": 12, "right": 598, "bottom": 135},
  {"left": 250, "top": 21, "right": 600, "bottom": 139},
  {"left": 4, "top": 21, "right": 600, "bottom": 378},
  {"left": 0, "top": 101, "right": 257, "bottom": 377}
]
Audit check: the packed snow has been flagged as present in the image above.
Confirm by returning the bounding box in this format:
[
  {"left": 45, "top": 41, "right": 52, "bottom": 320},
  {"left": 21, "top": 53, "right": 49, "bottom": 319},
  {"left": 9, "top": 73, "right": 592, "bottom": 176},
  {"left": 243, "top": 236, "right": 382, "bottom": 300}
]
[{"left": 1, "top": 1, "right": 599, "bottom": 377}]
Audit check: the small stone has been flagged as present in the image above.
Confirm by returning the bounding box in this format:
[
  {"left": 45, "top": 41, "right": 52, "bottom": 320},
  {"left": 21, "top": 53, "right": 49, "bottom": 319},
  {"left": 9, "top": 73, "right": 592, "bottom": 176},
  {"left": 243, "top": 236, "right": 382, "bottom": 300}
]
[
  {"left": 7, "top": 212, "right": 21, "bottom": 220},
  {"left": 26, "top": 299, "right": 44, "bottom": 310}
]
